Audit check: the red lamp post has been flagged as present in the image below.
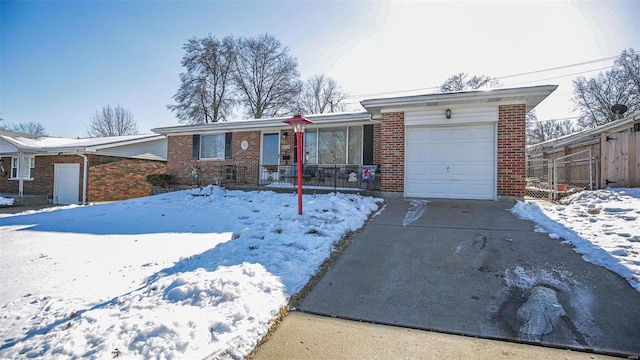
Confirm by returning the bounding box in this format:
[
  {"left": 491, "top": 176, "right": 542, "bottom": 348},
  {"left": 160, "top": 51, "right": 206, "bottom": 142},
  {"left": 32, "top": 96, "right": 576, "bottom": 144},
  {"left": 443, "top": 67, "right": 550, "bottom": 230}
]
[{"left": 283, "top": 114, "right": 313, "bottom": 215}]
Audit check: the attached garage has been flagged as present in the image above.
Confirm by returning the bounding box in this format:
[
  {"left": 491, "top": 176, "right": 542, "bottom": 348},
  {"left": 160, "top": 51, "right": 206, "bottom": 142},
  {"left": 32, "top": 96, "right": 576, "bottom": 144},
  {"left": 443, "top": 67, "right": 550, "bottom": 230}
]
[
  {"left": 404, "top": 106, "right": 498, "bottom": 200},
  {"left": 405, "top": 123, "right": 495, "bottom": 199},
  {"left": 361, "top": 85, "right": 559, "bottom": 200}
]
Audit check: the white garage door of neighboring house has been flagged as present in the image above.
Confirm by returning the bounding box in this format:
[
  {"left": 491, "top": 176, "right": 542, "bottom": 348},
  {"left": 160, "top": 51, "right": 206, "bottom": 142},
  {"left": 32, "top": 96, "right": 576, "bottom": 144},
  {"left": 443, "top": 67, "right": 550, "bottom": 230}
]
[
  {"left": 54, "top": 163, "right": 80, "bottom": 204},
  {"left": 405, "top": 124, "right": 496, "bottom": 200}
]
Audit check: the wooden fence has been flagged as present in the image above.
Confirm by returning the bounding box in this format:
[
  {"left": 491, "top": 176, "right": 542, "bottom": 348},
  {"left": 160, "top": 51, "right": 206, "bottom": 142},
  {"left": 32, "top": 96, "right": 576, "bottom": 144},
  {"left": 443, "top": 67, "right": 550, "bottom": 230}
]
[{"left": 601, "top": 132, "right": 640, "bottom": 188}]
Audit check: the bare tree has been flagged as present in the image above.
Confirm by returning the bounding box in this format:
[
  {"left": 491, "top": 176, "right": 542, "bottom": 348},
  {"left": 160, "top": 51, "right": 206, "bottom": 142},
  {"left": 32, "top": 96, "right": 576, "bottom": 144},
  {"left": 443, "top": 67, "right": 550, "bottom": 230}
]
[
  {"left": 526, "top": 111, "right": 577, "bottom": 144},
  {"left": 0, "top": 121, "right": 48, "bottom": 135},
  {"left": 616, "top": 48, "right": 640, "bottom": 94},
  {"left": 168, "top": 35, "right": 236, "bottom": 124},
  {"left": 295, "top": 74, "right": 348, "bottom": 114},
  {"left": 572, "top": 48, "right": 640, "bottom": 129},
  {"left": 439, "top": 73, "right": 500, "bottom": 93},
  {"left": 87, "top": 104, "right": 138, "bottom": 137},
  {"left": 233, "top": 33, "right": 301, "bottom": 118}
]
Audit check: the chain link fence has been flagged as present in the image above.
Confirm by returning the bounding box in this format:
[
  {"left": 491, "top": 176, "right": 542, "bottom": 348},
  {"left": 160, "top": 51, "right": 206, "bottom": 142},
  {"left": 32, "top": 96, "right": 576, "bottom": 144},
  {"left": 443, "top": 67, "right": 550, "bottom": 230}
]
[{"left": 526, "top": 148, "right": 598, "bottom": 201}]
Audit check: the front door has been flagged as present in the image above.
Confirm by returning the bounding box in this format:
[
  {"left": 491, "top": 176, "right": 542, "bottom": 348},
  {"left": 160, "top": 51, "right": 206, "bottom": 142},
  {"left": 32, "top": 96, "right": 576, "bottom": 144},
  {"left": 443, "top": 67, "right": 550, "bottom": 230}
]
[{"left": 261, "top": 133, "right": 280, "bottom": 182}]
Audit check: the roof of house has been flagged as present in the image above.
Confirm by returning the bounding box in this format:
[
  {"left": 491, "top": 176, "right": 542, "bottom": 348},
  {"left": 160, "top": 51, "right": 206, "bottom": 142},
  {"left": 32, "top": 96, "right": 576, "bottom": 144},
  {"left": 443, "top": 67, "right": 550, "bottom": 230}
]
[
  {"left": 152, "top": 111, "right": 373, "bottom": 135},
  {"left": 361, "top": 85, "right": 558, "bottom": 118},
  {"left": 527, "top": 111, "right": 640, "bottom": 154},
  {"left": 0, "top": 132, "right": 166, "bottom": 157},
  {"left": 152, "top": 85, "right": 558, "bottom": 135}
]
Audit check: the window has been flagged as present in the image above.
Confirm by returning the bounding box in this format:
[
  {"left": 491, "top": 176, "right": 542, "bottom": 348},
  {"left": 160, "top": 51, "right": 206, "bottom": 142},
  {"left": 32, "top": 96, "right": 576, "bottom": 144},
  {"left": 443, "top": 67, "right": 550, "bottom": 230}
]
[
  {"left": 201, "top": 134, "right": 225, "bottom": 159},
  {"left": 304, "top": 126, "right": 362, "bottom": 164},
  {"left": 193, "top": 133, "right": 232, "bottom": 160},
  {"left": 11, "top": 156, "right": 35, "bottom": 179}
]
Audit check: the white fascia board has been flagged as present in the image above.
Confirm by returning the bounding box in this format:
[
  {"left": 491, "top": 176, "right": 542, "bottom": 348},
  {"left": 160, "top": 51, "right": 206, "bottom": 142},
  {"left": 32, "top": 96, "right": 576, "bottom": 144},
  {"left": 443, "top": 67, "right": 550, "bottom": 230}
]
[
  {"left": 152, "top": 112, "right": 373, "bottom": 136},
  {"left": 361, "top": 85, "right": 558, "bottom": 115},
  {"left": 83, "top": 134, "right": 166, "bottom": 152}
]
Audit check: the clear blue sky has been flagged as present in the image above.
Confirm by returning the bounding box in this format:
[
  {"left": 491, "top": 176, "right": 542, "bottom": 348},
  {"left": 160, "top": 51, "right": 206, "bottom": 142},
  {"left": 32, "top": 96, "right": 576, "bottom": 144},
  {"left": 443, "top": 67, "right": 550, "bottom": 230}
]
[{"left": 1, "top": 0, "right": 639, "bottom": 138}]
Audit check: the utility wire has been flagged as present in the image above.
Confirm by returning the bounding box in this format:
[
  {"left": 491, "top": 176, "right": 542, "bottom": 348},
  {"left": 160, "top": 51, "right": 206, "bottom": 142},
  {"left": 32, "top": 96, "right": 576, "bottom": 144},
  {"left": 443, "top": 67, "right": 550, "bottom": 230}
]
[{"left": 342, "top": 55, "right": 619, "bottom": 102}]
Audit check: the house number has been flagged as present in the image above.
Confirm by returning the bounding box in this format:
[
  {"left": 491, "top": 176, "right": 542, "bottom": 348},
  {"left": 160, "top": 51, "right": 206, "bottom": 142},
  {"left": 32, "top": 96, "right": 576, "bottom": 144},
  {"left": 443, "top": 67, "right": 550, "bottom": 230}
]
[{"left": 241, "top": 140, "right": 249, "bottom": 150}]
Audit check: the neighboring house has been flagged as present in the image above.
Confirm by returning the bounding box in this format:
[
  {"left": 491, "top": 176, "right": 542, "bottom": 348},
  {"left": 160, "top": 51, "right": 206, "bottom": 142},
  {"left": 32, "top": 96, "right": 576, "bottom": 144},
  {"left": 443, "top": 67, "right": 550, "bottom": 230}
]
[
  {"left": 527, "top": 111, "right": 640, "bottom": 189},
  {"left": 153, "top": 85, "right": 557, "bottom": 200},
  {"left": 0, "top": 131, "right": 167, "bottom": 204}
]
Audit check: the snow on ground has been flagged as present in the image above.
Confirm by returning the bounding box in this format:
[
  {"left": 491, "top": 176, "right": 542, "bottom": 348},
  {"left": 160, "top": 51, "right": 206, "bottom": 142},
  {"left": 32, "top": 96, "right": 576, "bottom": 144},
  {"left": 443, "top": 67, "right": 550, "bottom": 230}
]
[
  {"left": 0, "top": 186, "right": 382, "bottom": 359},
  {"left": 512, "top": 188, "right": 640, "bottom": 293},
  {"left": 0, "top": 197, "right": 14, "bottom": 206}
]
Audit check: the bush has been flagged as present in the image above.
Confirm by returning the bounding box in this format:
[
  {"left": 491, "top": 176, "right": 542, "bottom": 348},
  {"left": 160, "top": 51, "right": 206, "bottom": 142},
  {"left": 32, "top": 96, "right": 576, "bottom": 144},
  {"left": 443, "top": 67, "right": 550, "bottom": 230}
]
[{"left": 146, "top": 173, "right": 173, "bottom": 188}]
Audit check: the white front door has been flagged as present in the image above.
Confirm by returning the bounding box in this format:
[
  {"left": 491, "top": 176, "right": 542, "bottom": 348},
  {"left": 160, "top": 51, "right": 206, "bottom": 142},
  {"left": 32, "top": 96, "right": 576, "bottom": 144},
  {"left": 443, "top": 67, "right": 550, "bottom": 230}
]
[
  {"left": 54, "top": 163, "right": 80, "bottom": 204},
  {"left": 405, "top": 124, "right": 496, "bottom": 200}
]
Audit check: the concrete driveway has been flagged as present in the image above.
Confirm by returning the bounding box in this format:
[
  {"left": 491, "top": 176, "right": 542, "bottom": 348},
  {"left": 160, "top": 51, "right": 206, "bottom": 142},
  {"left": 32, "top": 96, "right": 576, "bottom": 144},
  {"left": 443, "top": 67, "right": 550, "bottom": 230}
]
[{"left": 296, "top": 199, "right": 640, "bottom": 357}]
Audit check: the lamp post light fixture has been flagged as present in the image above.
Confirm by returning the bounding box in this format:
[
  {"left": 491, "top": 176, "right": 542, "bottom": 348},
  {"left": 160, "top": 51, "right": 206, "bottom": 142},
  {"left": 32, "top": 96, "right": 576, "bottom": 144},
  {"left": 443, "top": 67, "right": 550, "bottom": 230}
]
[{"left": 283, "top": 114, "right": 313, "bottom": 215}]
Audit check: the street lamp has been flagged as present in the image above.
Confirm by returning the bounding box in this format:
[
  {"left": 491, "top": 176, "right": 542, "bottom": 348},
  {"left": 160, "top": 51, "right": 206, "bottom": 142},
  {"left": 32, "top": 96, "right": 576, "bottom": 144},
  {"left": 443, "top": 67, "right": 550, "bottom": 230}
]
[{"left": 283, "top": 114, "right": 313, "bottom": 215}]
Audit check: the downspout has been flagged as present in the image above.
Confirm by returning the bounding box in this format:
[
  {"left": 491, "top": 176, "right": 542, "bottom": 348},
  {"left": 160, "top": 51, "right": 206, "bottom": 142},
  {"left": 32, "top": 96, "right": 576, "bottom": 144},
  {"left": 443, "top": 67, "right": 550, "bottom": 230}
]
[
  {"left": 18, "top": 151, "right": 24, "bottom": 197},
  {"left": 78, "top": 152, "right": 88, "bottom": 205}
]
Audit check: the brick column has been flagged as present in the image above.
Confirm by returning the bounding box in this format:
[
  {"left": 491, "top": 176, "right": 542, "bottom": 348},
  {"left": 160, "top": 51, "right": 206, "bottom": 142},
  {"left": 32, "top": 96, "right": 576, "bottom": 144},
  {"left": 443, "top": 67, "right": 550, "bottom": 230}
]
[
  {"left": 379, "top": 112, "right": 405, "bottom": 193},
  {"left": 497, "top": 104, "right": 526, "bottom": 197}
]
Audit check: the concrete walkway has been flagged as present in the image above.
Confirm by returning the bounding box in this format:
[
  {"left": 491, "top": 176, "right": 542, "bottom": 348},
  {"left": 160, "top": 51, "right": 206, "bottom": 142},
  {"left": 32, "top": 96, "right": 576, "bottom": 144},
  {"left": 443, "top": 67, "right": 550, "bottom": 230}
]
[
  {"left": 251, "top": 199, "right": 640, "bottom": 359},
  {"left": 250, "top": 312, "right": 618, "bottom": 360}
]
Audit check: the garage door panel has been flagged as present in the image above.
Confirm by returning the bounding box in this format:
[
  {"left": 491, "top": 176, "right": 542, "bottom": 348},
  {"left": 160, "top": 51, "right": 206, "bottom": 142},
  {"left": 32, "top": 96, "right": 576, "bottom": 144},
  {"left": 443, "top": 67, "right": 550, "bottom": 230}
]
[{"left": 406, "top": 124, "right": 495, "bottom": 200}]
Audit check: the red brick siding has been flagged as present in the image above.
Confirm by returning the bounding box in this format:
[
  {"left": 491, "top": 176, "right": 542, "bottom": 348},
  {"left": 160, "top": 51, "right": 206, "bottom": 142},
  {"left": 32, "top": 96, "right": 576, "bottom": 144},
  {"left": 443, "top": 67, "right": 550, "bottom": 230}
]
[
  {"left": 373, "top": 124, "right": 382, "bottom": 165},
  {"left": 87, "top": 155, "right": 167, "bottom": 202},
  {"left": 167, "top": 131, "right": 261, "bottom": 186},
  {"left": 497, "top": 104, "right": 527, "bottom": 197},
  {"left": 379, "top": 112, "right": 405, "bottom": 192},
  {"left": 0, "top": 155, "right": 84, "bottom": 200}
]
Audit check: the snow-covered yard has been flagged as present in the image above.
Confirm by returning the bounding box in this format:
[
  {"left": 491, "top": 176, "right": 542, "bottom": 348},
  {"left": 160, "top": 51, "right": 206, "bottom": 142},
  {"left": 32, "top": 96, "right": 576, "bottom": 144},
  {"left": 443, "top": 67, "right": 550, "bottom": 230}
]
[
  {"left": 0, "top": 187, "right": 382, "bottom": 359},
  {"left": 1, "top": 186, "right": 638, "bottom": 359},
  {"left": 513, "top": 188, "right": 640, "bottom": 293}
]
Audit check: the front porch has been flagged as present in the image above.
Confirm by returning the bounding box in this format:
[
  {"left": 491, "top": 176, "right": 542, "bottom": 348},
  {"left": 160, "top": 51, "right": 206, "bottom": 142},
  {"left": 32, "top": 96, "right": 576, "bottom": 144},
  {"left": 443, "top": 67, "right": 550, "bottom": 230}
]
[{"left": 258, "top": 164, "right": 381, "bottom": 191}]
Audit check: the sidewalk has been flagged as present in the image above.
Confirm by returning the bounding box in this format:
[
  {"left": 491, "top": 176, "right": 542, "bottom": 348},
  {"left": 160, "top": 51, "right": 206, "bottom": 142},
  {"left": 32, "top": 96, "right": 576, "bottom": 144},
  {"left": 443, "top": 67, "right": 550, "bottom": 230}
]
[{"left": 249, "top": 312, "right": 617, "bottom": 359}]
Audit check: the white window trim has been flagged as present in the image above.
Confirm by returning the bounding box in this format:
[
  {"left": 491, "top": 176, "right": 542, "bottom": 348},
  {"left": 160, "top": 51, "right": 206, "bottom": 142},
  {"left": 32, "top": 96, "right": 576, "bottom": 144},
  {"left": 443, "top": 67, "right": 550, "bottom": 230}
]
[
  {"left": 9, "top": 156, "right": 35, "bottom": 180},
  {"left": 305, "top": 125, "right": 363, "bottom": 165}
]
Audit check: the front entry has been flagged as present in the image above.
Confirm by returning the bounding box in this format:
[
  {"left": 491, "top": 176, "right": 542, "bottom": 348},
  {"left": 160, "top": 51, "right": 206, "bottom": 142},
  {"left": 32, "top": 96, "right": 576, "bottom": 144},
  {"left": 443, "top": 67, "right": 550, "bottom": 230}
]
[{"left": 53, "top": 163, "right": 80, "bottom": 204}]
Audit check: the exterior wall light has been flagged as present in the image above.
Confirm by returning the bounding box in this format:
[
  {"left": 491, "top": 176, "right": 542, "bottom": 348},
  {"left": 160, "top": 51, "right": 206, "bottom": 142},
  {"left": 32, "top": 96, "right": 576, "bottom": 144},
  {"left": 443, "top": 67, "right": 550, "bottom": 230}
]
[
  {"left": 445, "top": 108, "right": 452, "bottom": 119},
  {"left": 282, "top": 132, "right": 288, "bottom": 140}
]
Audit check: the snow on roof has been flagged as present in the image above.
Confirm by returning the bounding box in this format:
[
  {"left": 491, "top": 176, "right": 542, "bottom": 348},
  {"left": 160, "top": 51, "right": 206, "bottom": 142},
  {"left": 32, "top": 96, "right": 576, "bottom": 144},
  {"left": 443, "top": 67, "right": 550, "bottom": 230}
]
[{"left": 0, "top": 133, "right": 164, "bottom": 153}]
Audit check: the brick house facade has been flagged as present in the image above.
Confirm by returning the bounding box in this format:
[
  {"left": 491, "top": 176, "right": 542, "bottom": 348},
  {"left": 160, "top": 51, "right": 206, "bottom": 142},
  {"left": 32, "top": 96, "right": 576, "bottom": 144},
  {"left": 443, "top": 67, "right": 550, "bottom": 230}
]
[
  {"left": 0, "top": 133, "right": 167, "bottom": 204},
  {"left": 154, "top": 85, "right": 557, "bottom": 200}
]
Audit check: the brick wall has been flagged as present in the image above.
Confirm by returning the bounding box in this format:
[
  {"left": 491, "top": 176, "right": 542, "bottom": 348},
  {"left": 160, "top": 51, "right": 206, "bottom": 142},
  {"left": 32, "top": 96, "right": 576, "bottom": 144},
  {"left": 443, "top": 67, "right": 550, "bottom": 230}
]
[
  {"left": 167, "top": 131, "right": 261, "bottom": 186},
  {"left": 87, "top": 155, "right": 167, "bottom": 202},
  {"left": 379, "top": 112, "right": 405, "bottom": 192},
  {"left": 497, "top": 104, "right": 527, "bottom": 197},
  {"left": 0, "top": 155, "right": 84, "bottom": 199}
]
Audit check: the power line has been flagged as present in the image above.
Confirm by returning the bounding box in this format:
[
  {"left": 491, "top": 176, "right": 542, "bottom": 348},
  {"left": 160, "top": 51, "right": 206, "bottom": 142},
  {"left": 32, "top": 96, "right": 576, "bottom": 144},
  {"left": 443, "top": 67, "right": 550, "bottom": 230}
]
[{"left": 342, "top": 54, "right": 619, "bottom": 102}]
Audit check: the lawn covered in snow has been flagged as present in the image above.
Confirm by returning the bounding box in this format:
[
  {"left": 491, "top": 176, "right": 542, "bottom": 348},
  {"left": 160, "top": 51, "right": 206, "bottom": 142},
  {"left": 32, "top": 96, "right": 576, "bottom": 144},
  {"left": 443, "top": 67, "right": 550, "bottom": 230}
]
[
  {"left": 513, "top": 188, "right": 640, "bottom": 293},
  {"left": 0, "top": 186, "right": 382, "bottom": 359}
]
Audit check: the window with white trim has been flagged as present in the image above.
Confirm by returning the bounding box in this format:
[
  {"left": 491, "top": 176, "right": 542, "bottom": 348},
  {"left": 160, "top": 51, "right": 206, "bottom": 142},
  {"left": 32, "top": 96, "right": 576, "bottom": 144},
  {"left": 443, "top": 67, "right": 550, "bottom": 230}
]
[
  {"left": 304, "top": 126, "right": 363, "bottom": 165},
  {"left": 10, "top": 156, "right": 35, "bottom": 180}
]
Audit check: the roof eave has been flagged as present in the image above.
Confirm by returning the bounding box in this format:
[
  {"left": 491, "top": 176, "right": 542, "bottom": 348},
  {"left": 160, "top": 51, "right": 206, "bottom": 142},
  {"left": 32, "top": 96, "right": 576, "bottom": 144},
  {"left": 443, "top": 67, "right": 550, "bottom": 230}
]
[
  {"left": 152, "top": 111, "right": 373, "bottom": 135},
  {"left": 360, "top": 85, "right": 558, "bottom": 116}
]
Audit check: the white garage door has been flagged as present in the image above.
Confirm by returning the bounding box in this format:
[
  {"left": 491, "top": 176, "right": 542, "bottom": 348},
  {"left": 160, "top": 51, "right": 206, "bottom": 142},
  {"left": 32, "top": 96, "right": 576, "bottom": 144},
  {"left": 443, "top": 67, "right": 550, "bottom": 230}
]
[
  {"left": 53, "top": 163, "right": 80, "bottom": 204},
  {"left": 405, "top": 124, "right": 495, "bottom": 200}
]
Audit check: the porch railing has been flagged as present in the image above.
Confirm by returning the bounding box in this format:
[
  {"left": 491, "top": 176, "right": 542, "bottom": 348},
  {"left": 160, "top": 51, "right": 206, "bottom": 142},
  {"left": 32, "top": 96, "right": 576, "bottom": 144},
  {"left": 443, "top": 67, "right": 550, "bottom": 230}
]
[{"left": 258, "top": 164, "right": 381, "bottom": 191}]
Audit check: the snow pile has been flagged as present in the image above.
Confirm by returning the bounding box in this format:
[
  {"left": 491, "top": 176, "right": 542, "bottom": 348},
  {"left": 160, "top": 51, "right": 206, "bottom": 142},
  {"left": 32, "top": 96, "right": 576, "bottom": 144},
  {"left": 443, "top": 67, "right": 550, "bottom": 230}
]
[
  {"left": 512, "top": 188, "right": 640, "bottom": 292},
  {"left": 0, "top": 197, "right": 14, "bottom": 206},
  {"left": 0, "top": 186, "right": 382, "bottom": 359}
]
